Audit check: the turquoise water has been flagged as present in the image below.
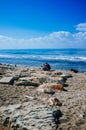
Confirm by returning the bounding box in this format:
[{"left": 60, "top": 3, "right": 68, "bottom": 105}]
[{"left": 0, "top": 49, "right": 86, "bottom": 72}]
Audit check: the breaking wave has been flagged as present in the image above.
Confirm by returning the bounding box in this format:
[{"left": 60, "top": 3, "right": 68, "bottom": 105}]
[
  {"left": 0, "top": 49, "right": 86, "bottom": 72},
  {"left": 0, "top": 54, "right": 86, "bottom": 62}
]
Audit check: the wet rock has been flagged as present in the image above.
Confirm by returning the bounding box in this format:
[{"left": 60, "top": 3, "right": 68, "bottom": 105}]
[{"left": 70, "top": 68, "right": 78, "bottom": 73}]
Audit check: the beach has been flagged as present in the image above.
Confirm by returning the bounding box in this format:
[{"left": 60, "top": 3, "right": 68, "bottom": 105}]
[{"left": 0, "top": 64, "right": 86, "bottom": 130}]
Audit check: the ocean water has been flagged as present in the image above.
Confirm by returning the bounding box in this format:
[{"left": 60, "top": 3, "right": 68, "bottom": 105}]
[{"left": 0, "top": 49, "right": 86, "bottom": 72}]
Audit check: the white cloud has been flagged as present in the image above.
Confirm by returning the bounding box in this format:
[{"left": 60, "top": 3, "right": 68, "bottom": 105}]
[
  {"left": 74, "top": 32, "right": 86, "bottom": 41},
  {"left": 0, "top": 23, "right": 86, "bottom": 49},
  {"left": 76, "top": 23, "right": 86, "bottom": 32},
  {"left": 0, "top": 35, "right": 16, "bottom": 42}
]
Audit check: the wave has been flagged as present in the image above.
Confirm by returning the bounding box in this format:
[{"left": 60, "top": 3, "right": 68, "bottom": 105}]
[{"left": 0, "top": 54, "right": 86, "bottom": 62}]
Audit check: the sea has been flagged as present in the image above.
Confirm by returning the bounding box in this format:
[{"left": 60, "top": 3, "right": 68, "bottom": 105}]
[{"left": 0, "top": 49, "right": 86, "bottom": 72}]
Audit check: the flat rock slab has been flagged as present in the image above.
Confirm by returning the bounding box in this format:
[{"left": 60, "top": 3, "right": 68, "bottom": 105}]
[
  {"left": 19, "top": 77, "right": 31, "bottom": 81},
  {"left": 0, "top": 76, "right": 14, "bottom": 85}
]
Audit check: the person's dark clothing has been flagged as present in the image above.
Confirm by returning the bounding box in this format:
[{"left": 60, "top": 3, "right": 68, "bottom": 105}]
[{"left": 43, "top": 63, "right": 51, "bottom": 71}]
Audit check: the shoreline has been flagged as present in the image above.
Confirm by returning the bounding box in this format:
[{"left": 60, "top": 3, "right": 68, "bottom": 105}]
[
  {"left": 0, "top": 62, "right": 86, "bottom": 73},
  {"left": 0, "top": 63, "right": 86, "bottom": 130},
  {"left": 0, "top": 48, "right": 86, "bottom": 73}
]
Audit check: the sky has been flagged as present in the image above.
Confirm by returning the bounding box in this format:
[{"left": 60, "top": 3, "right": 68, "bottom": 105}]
[{"left": 0, "top": 0, "right": 86, "bottom": 49}]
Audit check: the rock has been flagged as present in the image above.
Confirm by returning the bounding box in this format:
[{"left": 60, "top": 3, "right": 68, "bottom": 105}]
[
  {"left": 0, "top": 124, "right": 10, "bottom": 130},
  {"left": 48, "top": 77, "right": 65, "bottom": 84},
  {"left": 0, "top": 70, "right": 5, "bottom": 75},
  {"left": 52, "top": 71, "right": 62, "bottom": 76},
  {"left": 0, "top": 102, "right": 55, "bottom": 130},
  {"left": 44, "top": 89, "right": 55, "bottom": 95},
  {"left": 53, "top": 110, "right": 62, "bottom": 121},
  {"left": 16, "top": 80, "right": 39, "bottom": 87},
  {"left": 51, "top": 84, "right": 64, "bottom": 90},
  {"left": 70, "top": 68, "right": 78, "bottom": 73},
  {"left": 35, "top": 77, "right": 47, "bottom": 84},
  {"left": 12, "top": 124, "right": 20, "bottom": 130},
  {"left": 32, "top": 77, "right": 41, "bottom": 84},
  {"left": 37, "top": 83, "right": 51, "bottom": 93},
  {"left": 18, "top": 77, "right": 31, "bottom": 81},
  {"left": 0, "top": 64, "right": 86, "bottom": 130},
  {"left": 37, "top": 83, "right": 64, "bottom": 93},
  {"left": 60, "top": 117, "right": 69, "bottom": 123},
  {"left": 22, "top": 127, "right": 28, "bottom": 130},
  {"left": 48, "top": 97, "right": 62, "bottom": 107},
  {"left": 75, "top": 119, "right": 85, "bottom": 126},
  {"left": 0, "top": 76, "right": 14, "bottom": 85},
  {"left": 3, "top": 117, "right": 11, "bottom": 127},
  {"left": 61, "top": 73, "right": 72, "bottom": 79}
]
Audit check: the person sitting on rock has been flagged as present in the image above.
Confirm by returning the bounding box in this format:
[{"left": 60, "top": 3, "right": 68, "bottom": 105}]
[{"left": 43, "top": 62, "right": 51, "bottom": 71}]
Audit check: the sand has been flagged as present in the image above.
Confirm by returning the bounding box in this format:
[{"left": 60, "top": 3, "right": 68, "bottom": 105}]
[{"left": 0, "top": 64, "right": 86, "bottom": 130}]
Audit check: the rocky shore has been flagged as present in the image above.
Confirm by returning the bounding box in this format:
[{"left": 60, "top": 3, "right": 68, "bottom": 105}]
[{"left": 0, "top": 64, "right": 86, "bottom": 130}]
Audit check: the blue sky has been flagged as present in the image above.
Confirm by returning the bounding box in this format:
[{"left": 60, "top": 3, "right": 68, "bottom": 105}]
[{"left": 0, "top": 0, "right": 86, "bottom": 49}]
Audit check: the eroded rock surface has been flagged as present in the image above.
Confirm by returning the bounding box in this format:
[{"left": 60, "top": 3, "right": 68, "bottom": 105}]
[{"left": 0, "top": 64, "right": 86, "bottom": 130}]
